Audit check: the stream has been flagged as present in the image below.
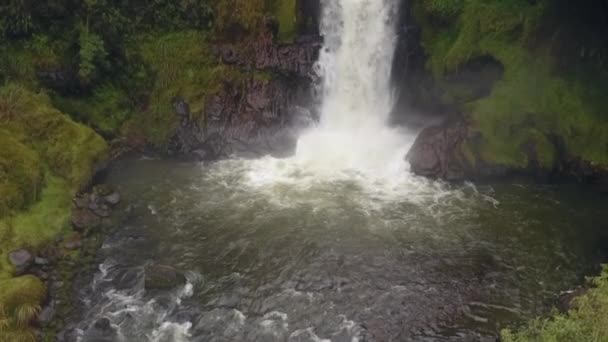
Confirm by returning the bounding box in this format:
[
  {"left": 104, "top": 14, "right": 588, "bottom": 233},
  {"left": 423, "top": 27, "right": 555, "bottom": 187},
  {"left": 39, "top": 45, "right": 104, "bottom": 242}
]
[{"left": 65, "top": 157, "right": 607, "bottom": 342}]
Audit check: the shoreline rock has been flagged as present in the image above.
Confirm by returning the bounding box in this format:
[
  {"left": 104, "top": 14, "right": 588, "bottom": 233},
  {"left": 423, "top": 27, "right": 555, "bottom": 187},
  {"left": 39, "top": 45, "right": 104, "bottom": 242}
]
[{"left": 407, "top": 119, "right": 608, "bottom": 186}]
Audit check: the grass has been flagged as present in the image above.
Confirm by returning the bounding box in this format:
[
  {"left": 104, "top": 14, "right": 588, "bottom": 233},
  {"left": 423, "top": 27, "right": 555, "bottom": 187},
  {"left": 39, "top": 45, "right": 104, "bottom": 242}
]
[
  {"left": 266, "top": 0, "right": 297, "bottom": 42},
  {"left": 502, "top": 266, "right": 608, "bottom": 342},
  {"left": 0, "top": 83, "right": 108, "bottom": 337},
  {"left": 0, "top": 132, "right": 43, "bottom": 216}
]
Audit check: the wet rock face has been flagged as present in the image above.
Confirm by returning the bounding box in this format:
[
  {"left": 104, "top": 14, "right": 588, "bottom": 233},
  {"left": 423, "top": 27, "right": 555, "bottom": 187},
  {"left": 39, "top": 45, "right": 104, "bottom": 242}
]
[
  {"left": 407, "top": 120, "right": 476, "bottom": 180},
  {"left": 172, "top": 77, "right": 315, "bottom": 160},
  {"left": 214, "top": 31, "right": 321, "bottom": 78},
  {"left": 169, "top": 29, "right": 320, "bottom": 161}
]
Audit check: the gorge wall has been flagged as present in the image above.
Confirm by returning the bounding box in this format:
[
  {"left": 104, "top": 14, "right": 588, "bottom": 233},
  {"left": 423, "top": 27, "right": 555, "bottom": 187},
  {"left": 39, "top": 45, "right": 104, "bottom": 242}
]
[{"left": 397, "top": 0, "right": 608, "bottom": 187}]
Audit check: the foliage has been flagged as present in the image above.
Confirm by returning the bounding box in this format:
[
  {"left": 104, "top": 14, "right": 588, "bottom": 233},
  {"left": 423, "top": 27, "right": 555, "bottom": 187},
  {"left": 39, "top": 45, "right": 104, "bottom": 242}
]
[
  {"left": 78, "top": 29, "right": 107, "bottom": 84},
  {"left": 0, "top": 83, "right": 107, "bottom": 337},
  {"left": 129, "top": 31, "right": 248, "bottom": 146},
  {"left": 54, "top": 83, "right": 133, "bottom": 135},
  {"left": 266, "top": 0, "right": 297, "bottom": 42},
  {"left": 502, "top": 266, "right": 608, "bottom": 342},
  {"left": 413, "top": 0, "right": 608, "bottom": 170},
  {"left": 0, "top": 84, "right": 108, "bottom": 187},
  {"left": 0, "top": 0, "right": 35, "bottom": 38}
]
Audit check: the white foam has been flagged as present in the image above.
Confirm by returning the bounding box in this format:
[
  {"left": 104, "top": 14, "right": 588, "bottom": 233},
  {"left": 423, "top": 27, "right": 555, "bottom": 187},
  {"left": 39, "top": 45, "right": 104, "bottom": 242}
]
[{"left": 195, "top": 0, "right": 479, "bottom": 213}]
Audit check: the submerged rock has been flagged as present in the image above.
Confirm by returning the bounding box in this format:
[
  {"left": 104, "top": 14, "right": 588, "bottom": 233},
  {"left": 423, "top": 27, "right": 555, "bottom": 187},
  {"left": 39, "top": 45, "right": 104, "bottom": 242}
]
[
  {"left": 144, "top": 265, "right": 187, "bottom": 290},
  {"left": 9, "top": 248, "right": 33, "bottom": 275}
]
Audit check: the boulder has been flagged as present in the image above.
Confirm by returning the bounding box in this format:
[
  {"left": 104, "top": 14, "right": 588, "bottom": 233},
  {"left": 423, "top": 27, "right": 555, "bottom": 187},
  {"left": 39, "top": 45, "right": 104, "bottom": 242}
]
[
  {"left": 8, "top": 249, "right": 33, "bottom": 275},
  {"left": 71, "top": 208, "right": 101, "bottom": 231},
  {"left": 38, "top": 303, "right": 56, "bottom": 325},
  {"left": 406, "top": 120, "right": 472, "bottom": 180},
  {"left": 34, "top": 257, "right": 50, "bottom": 266},
  {"left": 103, "top": 192, "right": 121, "bottom": 206},
  {"left": 144, "top": 265, "right": 187, "bottom": 290}
]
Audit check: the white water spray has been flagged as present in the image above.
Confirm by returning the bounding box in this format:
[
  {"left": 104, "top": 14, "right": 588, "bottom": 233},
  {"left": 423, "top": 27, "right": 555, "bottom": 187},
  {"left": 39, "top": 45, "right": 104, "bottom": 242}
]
[{"left": 292, "top": 0, "right": 413, "bottom": 177}]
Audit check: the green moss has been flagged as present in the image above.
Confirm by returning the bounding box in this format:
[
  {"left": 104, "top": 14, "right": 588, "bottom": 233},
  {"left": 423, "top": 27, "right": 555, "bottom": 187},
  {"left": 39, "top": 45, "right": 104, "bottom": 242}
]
[
  {"left": 422, "top": 0, "right": 464, "bottom": 20},
  {"left": 0, "top": 35, "right": 67, "bottom": 87},
  {"left": 0, "top": 84, "right": 108, "bottom": 189},
  {"left": 130, "top": 31, "right": 250, "bottom": 147},
  {"left": 53, "top": 84, "right": 133, "bottom": 136},
  {"left": 0, "top": 132, "right": 43, "bottom": 216},
  {"left": 502, "top": 266, "right": 608, "bottom": 342},
  {"left": 0, "top": 83, "right": 107, "bottom": 337},
  {"left": 413, "top": 0, "right": 608, "bottom": 170},
  {"left": 266, "top": 0, "right": 297, "bottom": 42},
  {"left": 213, "top": 0, "right": 266, "bottom": 35}
]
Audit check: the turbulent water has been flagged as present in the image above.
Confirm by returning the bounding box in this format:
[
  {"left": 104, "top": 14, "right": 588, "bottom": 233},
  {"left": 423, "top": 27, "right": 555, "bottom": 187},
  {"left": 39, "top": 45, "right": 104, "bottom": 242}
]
[
  {"left": 65, "top": 1, "right": 608, "bottom": 342},
  {"left": 294, "top": 0, "right": 410, "bottom": 177}
]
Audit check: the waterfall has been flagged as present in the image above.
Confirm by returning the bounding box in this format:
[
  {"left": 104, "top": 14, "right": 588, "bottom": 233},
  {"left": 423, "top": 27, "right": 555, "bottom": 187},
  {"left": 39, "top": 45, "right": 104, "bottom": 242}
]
[{"left": 292, "top": 0, "right": 412, "bottom": 177}]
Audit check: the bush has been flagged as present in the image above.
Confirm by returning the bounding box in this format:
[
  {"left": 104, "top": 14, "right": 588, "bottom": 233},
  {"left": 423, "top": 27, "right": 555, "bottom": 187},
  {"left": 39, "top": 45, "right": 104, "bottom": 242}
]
[{"left": 502, "top": 266, "right": 608, "bottom": 342}]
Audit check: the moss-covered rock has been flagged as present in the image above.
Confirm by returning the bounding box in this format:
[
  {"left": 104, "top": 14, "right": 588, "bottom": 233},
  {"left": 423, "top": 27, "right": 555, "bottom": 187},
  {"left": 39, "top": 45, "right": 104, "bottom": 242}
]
[{"left": 408, "top": 0, "right": 608, "bottom": 179}]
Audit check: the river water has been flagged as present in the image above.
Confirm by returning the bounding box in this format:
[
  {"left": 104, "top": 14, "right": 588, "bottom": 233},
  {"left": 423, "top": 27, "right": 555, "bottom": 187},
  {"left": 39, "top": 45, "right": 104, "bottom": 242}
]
[
  {"left": 67, "top": 0, "right": 608, "bottom": 341},
  {"left": 69, "top": 158, "right": 606, "bottom": 342}
]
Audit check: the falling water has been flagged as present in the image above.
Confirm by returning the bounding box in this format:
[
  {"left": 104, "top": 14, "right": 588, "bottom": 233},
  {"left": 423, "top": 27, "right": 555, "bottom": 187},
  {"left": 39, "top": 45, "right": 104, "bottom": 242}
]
[{"left": 294, "top": 0, "right": 411, "bottom": 177}]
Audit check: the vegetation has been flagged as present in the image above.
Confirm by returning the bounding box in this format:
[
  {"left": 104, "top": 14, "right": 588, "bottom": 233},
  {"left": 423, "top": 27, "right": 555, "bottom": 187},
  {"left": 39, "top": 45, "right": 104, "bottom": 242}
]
[
  {"left": 0, "top": 1, "right": 302, "bottom": 338},
  {"left": 413, "top": 0, "right": 608, "bottom": 170},
  {"left": 0, "top": 83, "right": 108, "bottom": 339},
  {"left": 502, "top": 266, "right": 608, "bottom": 342}
]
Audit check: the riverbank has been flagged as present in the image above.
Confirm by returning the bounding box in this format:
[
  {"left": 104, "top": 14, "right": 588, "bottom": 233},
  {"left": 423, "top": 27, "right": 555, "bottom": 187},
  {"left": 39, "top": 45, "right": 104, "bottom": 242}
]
[{"left": 0, "top": 84, "right": 109, "bottom": 340}]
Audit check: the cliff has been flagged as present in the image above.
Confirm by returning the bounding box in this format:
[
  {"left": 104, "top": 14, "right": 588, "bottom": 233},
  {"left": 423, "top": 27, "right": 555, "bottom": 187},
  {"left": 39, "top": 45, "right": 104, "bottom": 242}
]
[{"left": 400, "top": 0, "right": 608, "bottom": 187}]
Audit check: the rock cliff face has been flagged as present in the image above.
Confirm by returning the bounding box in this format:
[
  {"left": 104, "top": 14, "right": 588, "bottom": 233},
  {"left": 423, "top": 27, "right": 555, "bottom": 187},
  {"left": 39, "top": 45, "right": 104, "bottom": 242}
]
[
  {"left": 168, "top": 28, "right": 321, "bottom": 160},
  {"left": 396, "top": 0, "right": 608, "bottom": 187}
]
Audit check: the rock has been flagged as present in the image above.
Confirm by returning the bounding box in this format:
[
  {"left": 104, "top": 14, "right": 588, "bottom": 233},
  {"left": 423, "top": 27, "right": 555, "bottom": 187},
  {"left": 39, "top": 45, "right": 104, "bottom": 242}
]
[
  {"left": 71, "top": 208, "right": 101, "bottom": 231},
  {"left": 51, "top": 281, "right": 65, "bottom": 290},
  {"left": 406, "top": 120, "right": 471, "bottom": 180},
  {"left": 167, "top": 25, "right": 319, "bottom": 161},
  {"left": 64, "top": 237, "right": 82, "bottom": 250},
  {"left": 93, "top": 204, "right": 111, "bottom": 218},
  {"left": 34, "top": 257, "right": 50, "bottom": 266},
  {"left": 103, "top": 192, "right": 121, "bottom": 205},
  {"left": 38, "top": 304, "right": 56, "bottom": 325},
  {"left": 8, "top": 249, "right": 33, "bottom": 275},
  {"left": 93, "top": 318, "right": 112, "bottom": 332},
  {"left": 144, "top": 265, "right": 187, "bottom": 290},
  {"left": 85, "top": 317, "right": 117, "bottom": 342},
  {"left": 73, "top": 195, "right": 89, "bottom": 209},
  {"left": 110, "top": 267, "right": 142, "bottom": 290},
  {"left": 557, "top": 287, "right": 589, "bottom": 313}
]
